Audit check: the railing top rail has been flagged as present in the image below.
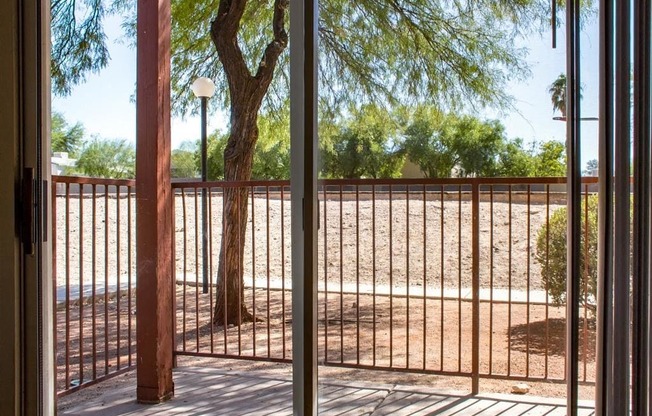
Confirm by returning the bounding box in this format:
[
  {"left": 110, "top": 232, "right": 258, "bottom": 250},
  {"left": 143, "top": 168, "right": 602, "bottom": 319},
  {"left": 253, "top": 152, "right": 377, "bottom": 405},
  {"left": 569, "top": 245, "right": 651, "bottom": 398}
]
[
  {"left": 52, "top": 175, "right": 136, "bottom": 187},
  {"left": 53, "top": 175, "right": 600, "bottom": 189},
  {"left": 171, "top": 176, "right": 599, "bottom": 189},
  {"left": 171, "top": 179, "right": 290, "bottom": 188}
]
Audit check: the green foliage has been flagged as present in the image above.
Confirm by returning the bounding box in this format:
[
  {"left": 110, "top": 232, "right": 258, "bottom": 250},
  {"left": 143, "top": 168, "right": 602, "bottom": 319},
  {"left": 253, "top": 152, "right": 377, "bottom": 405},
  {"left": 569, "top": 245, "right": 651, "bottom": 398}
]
[
  {"left": 532, "top": 141, "right": 566, "bottom": 176},
  {"left": 252, "top": 113, "right": 290, "bottom": 179},
  {"left": 164, "top": 0, "right": 557, "bottom": 116},
  {"left": 320, "top": 106, "right": 404, "bottom": 179},
  {"left": 402, "top": 110, "right": 510, "bottom": 178},
  {"left": 51, "top": 0, "right": 115, "bottom": 95},
  {"left": 51, "top": 112, "right": 85, "bottom": 156},
  {"left": 171, "top": 141, "right": 199, "bottom": 178},
  {"left": 75, "top": 138, "right": 135, "bottom": 179},
  {"left": 447, "top": 117, "right": 506, "bottom": 177},
  {"left": 401, "top": 108, "right": 456, "bottom": 178},
  {"left": 498, "top": 138, "right": 535, "bottom": 177},
  {"left": 203, "top": 132, "right": 228, "bottom": 180},
  {"left": 535, "top": 196, "right": 598, "bottom": 308},
  {"left": 202, "top": 113, "right": 291, "bottom": 180}
]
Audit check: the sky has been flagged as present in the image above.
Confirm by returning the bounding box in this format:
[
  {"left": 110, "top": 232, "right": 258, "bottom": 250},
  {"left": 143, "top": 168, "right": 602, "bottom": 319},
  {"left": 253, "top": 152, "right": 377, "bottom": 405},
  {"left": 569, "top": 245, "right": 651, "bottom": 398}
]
[{"left": 52, "top": 12, "right": 601, "bottom": 167}]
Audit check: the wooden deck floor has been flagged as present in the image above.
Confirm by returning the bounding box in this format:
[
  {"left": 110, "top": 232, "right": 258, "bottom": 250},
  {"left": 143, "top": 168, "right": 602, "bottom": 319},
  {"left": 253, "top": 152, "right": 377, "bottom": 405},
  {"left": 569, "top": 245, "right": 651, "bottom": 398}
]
[{"left": 58, "top": 367, "right": 595, "bottom": 415}]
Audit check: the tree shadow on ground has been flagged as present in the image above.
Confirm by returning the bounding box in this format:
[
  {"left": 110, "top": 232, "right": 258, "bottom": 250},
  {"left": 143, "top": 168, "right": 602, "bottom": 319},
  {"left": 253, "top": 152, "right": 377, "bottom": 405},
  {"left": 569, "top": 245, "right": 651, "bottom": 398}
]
[{"left": 509, "top": 317, "right": 596, "bottom": 360}]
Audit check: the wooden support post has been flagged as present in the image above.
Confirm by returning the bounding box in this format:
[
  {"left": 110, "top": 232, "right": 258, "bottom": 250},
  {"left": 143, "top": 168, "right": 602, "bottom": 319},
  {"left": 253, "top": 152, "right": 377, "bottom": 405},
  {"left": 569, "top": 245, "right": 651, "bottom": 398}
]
[{"left": 135, "top": 0, "right": 174, "bottom": 404}]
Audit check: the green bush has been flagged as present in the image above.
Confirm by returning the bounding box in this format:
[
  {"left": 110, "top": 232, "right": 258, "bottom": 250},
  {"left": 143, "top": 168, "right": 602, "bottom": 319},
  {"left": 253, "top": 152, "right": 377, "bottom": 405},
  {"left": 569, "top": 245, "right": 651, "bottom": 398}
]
[{"left": 534, "top": 195, "right": 598, "bottom": 308}]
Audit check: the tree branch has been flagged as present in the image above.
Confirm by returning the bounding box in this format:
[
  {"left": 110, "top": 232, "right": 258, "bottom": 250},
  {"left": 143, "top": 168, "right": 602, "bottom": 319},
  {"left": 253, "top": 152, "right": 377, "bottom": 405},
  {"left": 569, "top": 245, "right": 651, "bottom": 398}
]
[
  {"left": 254, "top": 0, "right": 289, "bottom": 84},
  {"left": 211, "top": 0, "right": 252, "bottom": 88}
]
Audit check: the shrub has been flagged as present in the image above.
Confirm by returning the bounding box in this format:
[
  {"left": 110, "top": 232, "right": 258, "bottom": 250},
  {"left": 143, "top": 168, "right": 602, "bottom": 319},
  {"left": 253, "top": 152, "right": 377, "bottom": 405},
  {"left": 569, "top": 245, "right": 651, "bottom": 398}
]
[{"left": 534, "top": 195, "right": 598, "bottom": 308}]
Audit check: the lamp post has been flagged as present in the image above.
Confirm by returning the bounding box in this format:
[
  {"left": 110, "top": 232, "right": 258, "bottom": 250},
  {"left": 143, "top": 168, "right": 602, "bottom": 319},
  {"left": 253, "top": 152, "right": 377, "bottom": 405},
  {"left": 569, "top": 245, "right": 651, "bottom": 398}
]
[{"left": 191, "top": 77, "right": 216, "bottom": 294}]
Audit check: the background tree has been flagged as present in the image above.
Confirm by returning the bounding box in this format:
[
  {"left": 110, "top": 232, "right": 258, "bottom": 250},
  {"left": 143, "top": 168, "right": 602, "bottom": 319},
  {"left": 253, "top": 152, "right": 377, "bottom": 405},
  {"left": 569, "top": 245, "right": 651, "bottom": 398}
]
[
  {"left": 532, "top": 140, "right": 566, "bottom": 176},
  {"left": 401, "top": 109, "right": 456, "bottom": 178},
  {"left": 321, "top": 105, "right": 404, "bottom": 179},
  {"left": 548, "top": 73, "right": 567, "bottom": 118},
  {"left": 498, "top": 138, "right": 535, "bottom": 177},
  {"left": 583, "top": 158, "right": 599, "bottom": 176},
  {"left": 53, "top": 0, "right": 561, "bottom": 325},
  {"left": 447, "top": 117, "right": 506, "bottom": 177},
  {"left": 75, "top": 138, "right": 136, "bottom": 179},
  {"left": 252, "top": 112, "right": 290, "bottom": 179},
  {"left": 171, "top": 141, "right": 199, "bottom": 178},
  {"left": 202, "top": 132, "right": 229, "bottom": 180},
  {"left": 51, "top": 112, "right": 85, "bottom": 156}
]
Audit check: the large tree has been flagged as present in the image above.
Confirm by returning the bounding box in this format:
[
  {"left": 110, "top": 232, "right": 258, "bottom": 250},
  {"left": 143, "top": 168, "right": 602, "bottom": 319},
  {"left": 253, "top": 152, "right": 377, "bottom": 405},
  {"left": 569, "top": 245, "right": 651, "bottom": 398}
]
[{"left": 53, "top": 0, "right": 558, "bottom": 325}]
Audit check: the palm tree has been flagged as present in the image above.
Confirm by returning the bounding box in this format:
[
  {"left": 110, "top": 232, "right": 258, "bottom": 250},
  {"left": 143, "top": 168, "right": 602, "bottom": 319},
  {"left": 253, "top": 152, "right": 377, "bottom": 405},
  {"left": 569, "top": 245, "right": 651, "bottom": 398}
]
[{"left": 548, "top": 73, "right": 567, "bottom": 118}]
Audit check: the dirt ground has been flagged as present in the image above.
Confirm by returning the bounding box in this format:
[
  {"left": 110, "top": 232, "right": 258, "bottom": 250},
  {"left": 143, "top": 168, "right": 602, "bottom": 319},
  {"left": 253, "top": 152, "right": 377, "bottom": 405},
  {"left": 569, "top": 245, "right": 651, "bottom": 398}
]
[
  {"left": 55, "top": 191, "right": 567, "bottom": 293},
  {"left": 55, "top": 190, "right": 596, "bottom": 408},
  {"left": 56, "top": 284, "right": 596, "bottom": 403}
]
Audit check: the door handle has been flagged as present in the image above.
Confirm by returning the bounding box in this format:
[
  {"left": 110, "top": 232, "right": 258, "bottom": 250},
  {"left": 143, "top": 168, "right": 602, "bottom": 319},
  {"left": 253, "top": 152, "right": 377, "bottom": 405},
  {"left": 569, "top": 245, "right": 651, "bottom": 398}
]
[{"left": 22, "top": 167, "right": 35, "bottom": 255}]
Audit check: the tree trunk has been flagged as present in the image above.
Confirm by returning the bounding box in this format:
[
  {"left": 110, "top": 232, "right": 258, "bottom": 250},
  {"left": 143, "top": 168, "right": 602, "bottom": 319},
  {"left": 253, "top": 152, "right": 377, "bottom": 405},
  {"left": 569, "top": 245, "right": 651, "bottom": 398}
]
[
  {"left": 210, "top": 0, "right": 288, "bottom": 326},
  {"left": 213, "top": 110, "right": 259, "bottom": 325}
]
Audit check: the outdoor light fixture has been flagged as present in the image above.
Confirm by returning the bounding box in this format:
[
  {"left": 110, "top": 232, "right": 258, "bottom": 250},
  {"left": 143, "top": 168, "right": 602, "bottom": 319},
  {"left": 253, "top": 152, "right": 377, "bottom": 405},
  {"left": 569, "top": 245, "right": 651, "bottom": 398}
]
[
  {"left": 192, "top": 77, "right": 216, "bottom": 294},
  {"left": 191, "top": 77, "right": 216, "bottom": 99}
]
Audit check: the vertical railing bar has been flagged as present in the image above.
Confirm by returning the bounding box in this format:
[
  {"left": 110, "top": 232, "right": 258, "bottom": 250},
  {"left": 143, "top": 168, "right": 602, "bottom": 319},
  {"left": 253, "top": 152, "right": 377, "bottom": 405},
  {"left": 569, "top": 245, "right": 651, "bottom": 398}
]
[
  {"left": 422, "top": 184, "right": 427, "bottom": 370},
  {"left": 457, "top": 186, "right": 462, "bottom": 373},
  {"left": 237, "top": 188, "right": 242, "bottom": 355},
  {"left": 582, "top": 184, "right": 589, "bottom": 382},
  {"left": 389, "top": 184, "right": 394, "bottom": 368},
  {"left": 222, "top": 188, "right": 228, "bottom": 354},
  {"left": 471, "top": 181, "right": 480, "bottom": 394},
  {"left": 266, "top": 186, "right": 271, "bottom": 357},
  {"left": 440, "top": 185, "right": 444, "bottom": 371},
  {"left": 281, "top": 185, "right": 286, "bottom": 359},
  {"left": 92, "top": 184, "right": 97, "bottom": 380},
  {"left": 251, "top": 186, "right": 257, "bottom": 356},
  {"left": 171, "top": 188, "right": 176, "bottom": 362},
  {"left": 372, "top": 185, "right": 376, "bottom": 366},
  {"left": 116, "top": 186, "right": 121, "bottom": 369},
  {"left": 356, "top": 185, "right": 360, "bottom": 365},
  {"left": 323, "top": 184, "right": 329, "bottom": 363},
  {"left": 127, "top": 186, "right": 132, "bottom": 366},
  {"left": 489, "top": 186, "right": 494, "bottom": 375},
  {"left": 208, "top": 187, "right": 214, "bottom": 353},
  {"left": 194, "top": 187, "right": 200, "bottom": 352},
  {"left": 104, "top": 187, "right": 109, "bottom": 375},
  {"left": 405, "top": 185, "right": 410, "bottom": 368},
  {"left": 339, "top": 184, "right": 344, "bottom": 363},
  {"left": 78, "top": 184, "right": 84, "bottom": 383},
  {"left": 52, "top": 181, "right": 59, "bottom": 387},
  {"left": 545, "top": 185, "right": 550, "bottom": 379},
  {"left": 64, "top": 183, "right": 70, "bottom": 387},
  {"left": 526, "top": 185, "right": 531, "bottom": 378},
  {"left": 182, "top": 189, "right": 187, "bottom": 352},
  {"left": 507, "top": 185, "right": 512, "bottom": 376},
  {"left": 406, "top": 185, "right": 410, "bottom": 369}
]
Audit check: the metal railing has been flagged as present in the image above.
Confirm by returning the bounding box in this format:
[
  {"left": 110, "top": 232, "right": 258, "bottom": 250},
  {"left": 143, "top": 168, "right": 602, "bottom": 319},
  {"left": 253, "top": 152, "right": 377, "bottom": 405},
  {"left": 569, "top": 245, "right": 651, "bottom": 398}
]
[
  {"left": 53, "top": 175, "right": 598, "bottom": 395},
  {"left": 52, "top": 176, "right": 137, "bottom": 396},
  {"left": 171, "top": 177, "right": 598, "bottom": 387}
]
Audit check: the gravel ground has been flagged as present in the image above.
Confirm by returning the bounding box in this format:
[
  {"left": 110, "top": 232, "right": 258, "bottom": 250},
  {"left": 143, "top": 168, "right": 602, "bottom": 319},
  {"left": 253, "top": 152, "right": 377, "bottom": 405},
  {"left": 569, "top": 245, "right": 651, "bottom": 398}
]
[{"left": 55, "top": 191, "right": 566, "bottom": 296}]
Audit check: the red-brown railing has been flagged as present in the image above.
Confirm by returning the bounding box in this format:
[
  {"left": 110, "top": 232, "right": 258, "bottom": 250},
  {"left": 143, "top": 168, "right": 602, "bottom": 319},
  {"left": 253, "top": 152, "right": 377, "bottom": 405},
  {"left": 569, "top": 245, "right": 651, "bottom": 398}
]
[
  {"left": 53, "top": 175, "right": 597, "bottom": 396},
  {"left": 171, "top": 177, "right": 598, "bottom": 387},
  {"left": 52, "top": 176, "right": 137, "bottom": 397}
]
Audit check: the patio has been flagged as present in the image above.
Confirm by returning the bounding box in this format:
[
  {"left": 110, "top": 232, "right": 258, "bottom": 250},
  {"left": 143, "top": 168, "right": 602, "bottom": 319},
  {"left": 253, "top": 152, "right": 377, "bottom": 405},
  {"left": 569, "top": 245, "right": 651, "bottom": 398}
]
[{"left": 58, "top": 363, "right": 596, "bottom": 415}]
